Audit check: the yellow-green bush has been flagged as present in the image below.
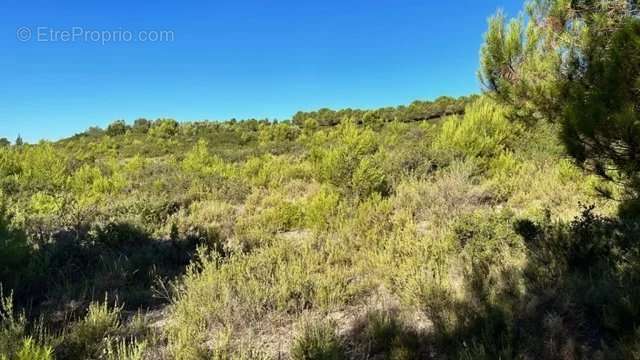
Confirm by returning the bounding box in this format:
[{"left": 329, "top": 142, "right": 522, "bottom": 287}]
[
  {"left": 60, "top": 300, "right": 121, "bottom": 357},
  {"left": 291, "top": 321, "right": 345, "bottom": 360},
  {"left": 182, "top": 140, "right": 235, "bottom": 179},
  {"left": 434, "top": 99, "right": 518, "bottom": 159},
  {"left": 0, "top": 293, "right": 52, "bottom": 360},
  {"left": 241, "top": 154, "right": 312, "bottom": 189},
  {"left": 311, "top": 121, "right": 386, "bottom": 198},
  {"left": 4, "top": 338, "right": 53, "bottom": 360},
  {"left": 305, "top": 185, "right": 341, "bottom": 232},
  {"left": 168, "top": 238, "right": 364, "bottom": 358}
]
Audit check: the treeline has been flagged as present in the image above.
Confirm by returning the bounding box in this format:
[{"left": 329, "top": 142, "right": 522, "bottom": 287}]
[
  {"left": 29, "top": 95, "right": 473, "bottom": 162},
  {"left": 292, "top": 95, "right": 476, "bottom": 127},
  {"left": 63, "top": 95, "right": 473, "bottom": 142}
]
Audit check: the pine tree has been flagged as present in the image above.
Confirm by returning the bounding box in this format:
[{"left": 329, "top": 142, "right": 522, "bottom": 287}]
[{"left": 479, "top": 0, "right": 640, "bottom": 209}]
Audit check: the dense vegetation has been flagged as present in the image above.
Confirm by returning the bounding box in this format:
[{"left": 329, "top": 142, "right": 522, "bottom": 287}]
[{"left": 2, "top": 0, "right": 640, "bottom": 359}]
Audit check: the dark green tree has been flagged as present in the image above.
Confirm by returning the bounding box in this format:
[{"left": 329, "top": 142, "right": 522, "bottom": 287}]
[
  {"left": 132, "top": 118, "right": 151, "bottom": 134},
  {"left": 0, "top": 201, "right": 29, "bottom": 288},
  {"left": 106, "top": 120, "right": 129, "bottom": 137},
  {"left": 563, "top": 19, "right": 640, "bottom": 202},
  {"left": 480, "top": 0, "right": 640, "bottom": 208}
]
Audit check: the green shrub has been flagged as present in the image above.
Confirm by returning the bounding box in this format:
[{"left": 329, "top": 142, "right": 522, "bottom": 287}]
[
  {"left": 60, "top": 298, "right": 122, "bottom": 359},
  {"left": 0, "top": 203, "right": 29, "bottom": 289},
  {"left": 103, "top": 337, "right": 146, "bottom": 360},
  {"left": 350, "top": 310, "right": 422, "bottom": 360},
  {"left": 312, "top": 121, "right": 387, "bottom": 197},
  {"left": 12, "top": 338, "right": 53, "bottom": 360},
  {"left": 149, "top": 118, "right": 179, "bottom": 138},
  {"left": 170, "top": 199, "right": 236, "bottom": 247},
  {"left": 291, "top": 321, "right": 345, "bottom": 360},
  {"left": 106, "top": 120, "right": 129, "bottom": 137},
  {"left": 351, "top": 156, "right": 388, "bottom": 198},
  {"left": 453, "top": 210, "right": 526, "bottom": 302},
  {"left": 182, "top": 140, "right": 234, "bottom": 179},
  {"left": 434, "top": 98, "right": 518, "bottom": 159},
  {"left": 0, "top": 292, "right": 27, "bottom": 357},
  {"left": 486, "top": 152, "right": 523, "bottom": 199},
  {"left": 0, "top": 293, "right": 52, "bottom": 360},
  {"left": 305, "top": 186, "right": 341, "bottom": 232}
]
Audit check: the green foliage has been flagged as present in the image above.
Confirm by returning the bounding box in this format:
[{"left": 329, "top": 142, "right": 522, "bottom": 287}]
[
  {"left": 354, "top": 310, "right": 421, "bottom": 359},
  {"left": 103, "top": 337, "right": 146, "bottom": 360},
  {"left": 291, "top": 321, "right": 345, "bottom": 360},
  {"left": 149, "top": 118, "right": 179, "bottom": 138},
  {"left": 312, "top": 121, "right": 388, "bottom": 198},
  {"left": 68, "top": 164, "right": 125, "bottom": 206},
  {"left": 12, "top": 338, "right": 53, "bottom": 360},
  {"left": 106, "top": 120, "right": 129, "bottom": 137},
  {"left": 0, "top": 293, "right": 52, "bottom": 360},
  {"left": 479, "top": 3, "right": 564, "bottom": 122},
  {"left": 434, "top": 98, "right": 518, "bottom": 159},
  {"left": 562, "top": 19, "right": 640, "bottom": 201},
  {"left": 0, "top": 201, "right": 29, "bottom": 289},
  {"left": 131, "top": 118, "right": 151, "bottom": 134},
  {"left": 12, "top": 144, "right": 68, "bottom": 193},
  {"left": 60, "top": 298, "right": 123, "bottom": 359},
  {"left": 480, "top": 0, "right": 640, "bottom": 207},
  {"left": 292, "top": 96, "right": 475, "bottom": 127},
  {"left": 2, "top": 28, "right": 639, "bottom": 358},
  {"left": 305, "top": 186, "right": 341, "bottom": 231},
  {"left": 258, "top": 122, "right": 300, "bottom": 144}
]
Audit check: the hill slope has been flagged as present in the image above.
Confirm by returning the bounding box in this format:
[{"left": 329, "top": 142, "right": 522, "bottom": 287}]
[{"left": 3, "top": 95, "right": 638, "bottom": 359}]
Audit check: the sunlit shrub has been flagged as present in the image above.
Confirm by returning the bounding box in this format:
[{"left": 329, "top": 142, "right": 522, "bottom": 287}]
[
  {"left": 258, "top": 122, "right": 301, "bottom": 144},
  {"left": 149, "top": 118, "right": 179, "bottom": 138},
  {"left": 486, "top": 152, "right": 523, "bottom": 199},
  {"left": 103, "top": 337, "right": 146, "bottom": 360},
  {"left": 11, "top": 144, "right": 68, "bottom": 193},
  {"left": 351, "top": 155, "right": 388, "bottom": 198},
  {"left": 0, "top": 293, "right": 52, "bottom": 360},
  {"left": 60, "top": 298, "right": 123, "bottom": 359},
  {"left": 434, "top": 98, "right": 518, "bottom": 159},
  {"left": 312, "top": 121, "right": 388, "bottom": 198},
  {"left": 170, "top": 199, "right": 236, "bottom": 248},
  {"left": 182, "top": 140, "right": 234, "bottom": 178},
  {"left": 68, "top": 164, "right": 125, "bottom": 206},
  {"left": 305, "top": 186, "right": 341, "bottom": 232},
  {"left": 241, "top": 155, "right": 312, "bottom": 188}
]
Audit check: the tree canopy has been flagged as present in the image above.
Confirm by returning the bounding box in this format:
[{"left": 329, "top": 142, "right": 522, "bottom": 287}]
[{"left": 480, "top": 0, "right": 640, "bottom": 210}]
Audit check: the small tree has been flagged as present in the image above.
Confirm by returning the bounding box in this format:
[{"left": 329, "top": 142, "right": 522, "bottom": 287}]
[
  {"left": 132, "top": 118, "right": 151, "bottom": 134},
  {"left": 149, "top": 119, "right": 179, "bottom": 138},
  {"left": 106, "top": 120, "right": 128, "bottom": 137}
]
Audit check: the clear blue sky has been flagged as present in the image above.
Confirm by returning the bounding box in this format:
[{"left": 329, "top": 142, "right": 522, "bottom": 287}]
[{"left": 0, "top": 0, "right": 523, "bottom": 142}]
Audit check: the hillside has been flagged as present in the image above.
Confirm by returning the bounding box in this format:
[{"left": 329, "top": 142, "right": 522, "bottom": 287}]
[
  {"left": 2, "top": 95, "right": 636, "bottom": 359},
  {"left": 2, "top": 1, "right": 640, "bottom": 359}
]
